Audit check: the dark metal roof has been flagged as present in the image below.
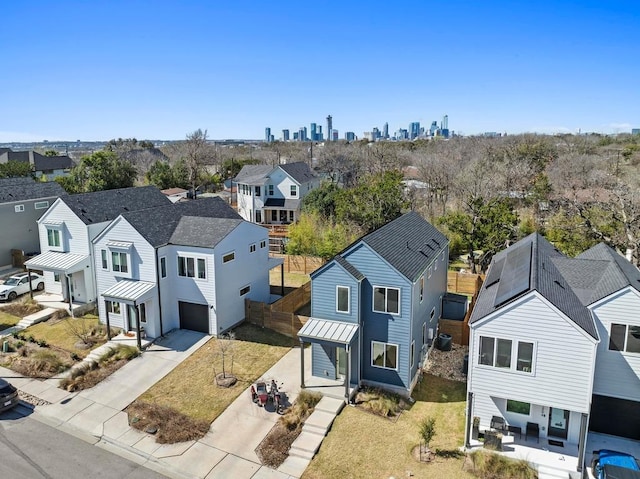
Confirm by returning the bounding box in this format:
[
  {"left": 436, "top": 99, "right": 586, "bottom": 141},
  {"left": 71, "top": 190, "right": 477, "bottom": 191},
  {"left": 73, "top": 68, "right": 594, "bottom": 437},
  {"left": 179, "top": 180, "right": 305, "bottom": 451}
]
[
  {"left": 122, "top": 196, "right": 242, "bottom": 248},
  {"left": 264, "top": 198, "right": 301, "bottom": 209},
  {"left": 169, "top": 216, "right": 243, "bottom": 248},
  {"left": 0, "top": 176, "right": 66, "bottom": 203},
  {"left": 61, "top": 186, "right": 170, "bottom": 225},
  {"left": 234, "top": 165, "right": 272, "bottom": 185},
  {"left": 334, "top": 255, "right": 365, "bottom": 281},
  {"left": 359, "top": 211, "right": 448, "bottom": 282},
  {"left": 279, "top": 162, "right": 316, "bottom": 183}
]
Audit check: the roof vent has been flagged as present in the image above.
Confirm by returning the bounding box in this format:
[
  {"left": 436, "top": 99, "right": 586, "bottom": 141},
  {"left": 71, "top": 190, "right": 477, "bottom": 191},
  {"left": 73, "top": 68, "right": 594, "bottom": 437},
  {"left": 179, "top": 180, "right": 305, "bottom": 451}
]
[{"left": 554, "top": 280, "right": 565, "bottom": 289}]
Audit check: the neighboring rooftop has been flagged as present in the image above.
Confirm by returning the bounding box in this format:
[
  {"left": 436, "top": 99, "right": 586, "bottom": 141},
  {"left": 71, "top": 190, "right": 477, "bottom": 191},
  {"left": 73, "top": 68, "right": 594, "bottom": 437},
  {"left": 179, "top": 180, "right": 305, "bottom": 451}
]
[
  {"left": 0, "top": 149, "right": 74, "bottom": 172},
  {"left": 234, "top": 165, "right": 272, "bottom": 185},
  {"left": 0, "top": 176, "right": 66, "bottom": 203},
  {"left": 279, "top": 162, "right": 316, "bottom": 183}
]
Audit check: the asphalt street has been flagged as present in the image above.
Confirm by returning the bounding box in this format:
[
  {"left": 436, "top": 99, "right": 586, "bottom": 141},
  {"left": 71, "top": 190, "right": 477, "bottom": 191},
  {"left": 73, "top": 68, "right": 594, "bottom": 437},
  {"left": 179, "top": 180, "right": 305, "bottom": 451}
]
[{"left": 0, "top": 407, "right": 167, "bottom": 479}]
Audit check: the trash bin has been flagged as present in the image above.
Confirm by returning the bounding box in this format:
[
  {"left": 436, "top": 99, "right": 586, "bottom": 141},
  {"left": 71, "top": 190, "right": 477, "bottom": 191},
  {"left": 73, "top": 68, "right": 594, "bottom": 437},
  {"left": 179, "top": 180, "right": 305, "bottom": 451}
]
[
  {"left": 437, "top": 333, "right": 452, "bottom": 351},
  {"left": 462, "top": 353, "right": 469, "bottom": 374}
]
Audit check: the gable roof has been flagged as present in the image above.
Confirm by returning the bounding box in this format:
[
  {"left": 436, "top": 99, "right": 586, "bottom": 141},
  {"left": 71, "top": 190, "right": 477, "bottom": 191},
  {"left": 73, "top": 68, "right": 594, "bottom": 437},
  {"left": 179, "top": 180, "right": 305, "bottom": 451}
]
[
  {"left": 358, "top": 211, "right": 448, "bottom": 282},
  {"left": 470, "top": 233, "right": 599, "bottom": 339},
  {"left": 334, "top": 255, "right": 365, "bottom": 280},
  {"left": 279, "top": 162, "right": 316, "bottom": 183},
  {"left": 234, "top": 165, "right": 272, "bottom": 185},
  {"left": 0, "top": 150, "right": 74, "bottom": 171},
  {"left": 60, "top": 186, "right": 170, "bottom": 225},
  {"left": 170, "top": 216, "right": 243, "bottom": 248},
  {"left": 121, "top": 196, "right": 242, "bottom": 248},
  {"left": 0, "top": 176, "right": 66, "bottom": 203}
]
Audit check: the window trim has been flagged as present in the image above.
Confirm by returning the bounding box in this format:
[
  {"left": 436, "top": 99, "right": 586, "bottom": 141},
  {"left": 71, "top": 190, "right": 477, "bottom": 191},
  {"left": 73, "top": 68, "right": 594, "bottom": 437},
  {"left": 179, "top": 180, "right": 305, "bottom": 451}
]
[
  {"left": 107, "top": 301, "right": 121, "bottom": 315},
  {"left": 249, "top": 243, "right": 256, "bottom": 253},
  {"left": 14, "top": 204, "right": 24, "bottom": 213},
  {"left": 101, "top": 249, "right": 108, "bottom": 270},
  {"left": 372, "top": 285, "right": 400, "bottom": 315},
  {"left": 371, "top": 340, "right": 399, "bottom": 371},
  {"left": 336, "top": 285, "right": 350, "bottom": 314},
  {"left": 478, "top": 335, "right": 536, "bottom": 374},
  {"left": 419, "top": 276, "right": 424, "bottom": 303},
  {"left": 506, "top": 399, "right": 531, "bottom": 416},
  {"left": 222, "top": 251, "right": 235, "bottom": 263},
  {"left": 609, "top": 323, "right": 640, "bottom": 354},
  {"left": 290, "top": 184, "right": 297, "bottom": 197},
  {"left": 34, "top": 201, "right": 50, "bottom": 210},
  {"left": 268, "top": 184, "right": 274, "bottom": 196},
  {"left": 160, "top": 256, "right": 167, "bottom": 278},
  {"left": 240, "top": 285, "right": 251, "bottom": 296},
  {"left": 260, "top": 240, "right": 266, "bottom": 248},
  {"left": 46, "top": 226, "right": 62, "bottom": 248},
  {"left": 177, "top": 254, "right": 206, "bottom": 279}
]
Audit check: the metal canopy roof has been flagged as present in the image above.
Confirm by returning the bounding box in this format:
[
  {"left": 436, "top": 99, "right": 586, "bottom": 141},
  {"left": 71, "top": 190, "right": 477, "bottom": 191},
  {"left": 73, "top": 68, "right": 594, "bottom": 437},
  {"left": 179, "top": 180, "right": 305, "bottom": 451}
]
[
  {"left": 25, "top": 251, "right": 90, "bottom": 273},
  {"left": 268, "top": 257, "right": 284, "bottom": 269},
  {"left": 298, "top": 318, "right": 359, "bottom": 345},
  {"left": 101, "top": 280, "right": 156, "bottom": 305}
]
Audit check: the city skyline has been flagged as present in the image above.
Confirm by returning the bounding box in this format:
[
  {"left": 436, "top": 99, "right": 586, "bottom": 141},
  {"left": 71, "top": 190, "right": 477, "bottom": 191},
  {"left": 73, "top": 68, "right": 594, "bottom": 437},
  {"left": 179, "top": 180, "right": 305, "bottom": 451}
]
[{"left": 2, "top": 1, "right": 639, "bottom": 142}]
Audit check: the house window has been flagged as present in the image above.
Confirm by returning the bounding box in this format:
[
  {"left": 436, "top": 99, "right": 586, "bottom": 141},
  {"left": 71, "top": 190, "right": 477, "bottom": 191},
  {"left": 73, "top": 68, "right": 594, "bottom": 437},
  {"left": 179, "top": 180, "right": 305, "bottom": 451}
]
[
  {"left": 496, "top": 339, "right": 512, "bottom": 368},
  {"left": 516, "top": 342, "right": 534, "bottom": 372},
  {"left": 256, "top": 211, "right": 262, "bottom": 223},
  {"left": 47, "top": 228, "right": 61, "bottom": 247},
  {"left": 260, "top": 240, "right": 266, "bottom": 248},
  {"left": 250, "top": 244, "right": 256, "bottom": 253},
  {"left": 430, "top": 307, "right": 435, "bottom": 320},
  {"left": 479, "top": 336, "right": 495, "bottom": 366},
  {"left": 139, "top": 303, "right": 147, "bottom": 324},
  {"left": 422, "top": 322, "right": 427, "bottom": 346},
  {"left": 177, "top": 256, "right": 206, "bottom": 279},
  {"left": 372, "top": 341, "right": 398, "bottom": 370},
  {"left": 336, "top": 286, "right": 349, "bottom": 313},
  {"left": 160, "top": 257, "right": 167, "bottom": 278},
  {"left": 240, "top": 285, "right": 251, "bottom": 296},
  {"left": 197, "top": 258, "right": 206, "bottom": 279},
  {"left": 271, "top": 210, "right": 278, "bottom": 222},
  {"left": 101, "top": 250, "right": 108, "bottom": 270},
  {"left": 34, "top": 201, "right": 49, "bottom": 210},
  {"left": 111, "top": 251, "right": 129, "bottom": 273},
  {"left": 411, "top": 340, "right": 415, "bottom": 367},
  {"left": 419, "top": 276, "right": 424, "bottom": 302},
  {"left": 289, "top": 211, "right": 294, "bottom": 222},
  {"left": 223, "top": 252, "right": 235, "bottom": 263},
  {"left": 14, "top": 204, "right": 24, "bottom": 213},
  {"left": 255, "top": 186, "right": 261, "bottom": 196},
  {"left": 268, "top": 185, "right": 274, "bottom": 196},
  {"left": 373, "top": 286, "right": 400, "bottom": 315},
  {"left": 506, "top": 400, "right": 531, "bottom": 415},
  {"left": 290, "top": 185, "right": 297, "bottom": 197},
  {"left": 610, "top": 323, "right": 640, "bottom": 353},
  {"left": 107, "top": 301, "right": 121, "bottom": 315},
  {"left": 479, "top": 336, "right": 534, "bottom": 373},
  {"left": 54, "top": 272, "right": 60, "bottom": 283}
]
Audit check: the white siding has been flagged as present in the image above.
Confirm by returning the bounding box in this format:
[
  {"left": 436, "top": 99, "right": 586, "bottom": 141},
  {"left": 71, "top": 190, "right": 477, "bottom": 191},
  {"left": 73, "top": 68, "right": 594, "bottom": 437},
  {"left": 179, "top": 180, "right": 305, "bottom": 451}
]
[
  {"left": 269, "top": 169, "right": 296, "bottom": 199},
  {"left": 469, "top": 293, "right": 597, "bottom": 415},
  {"left": 236, "top": 187, "right": 253, "bottom": 222},
  {"left": 591, "top": 288, "right": 640, "bottom": 401}
]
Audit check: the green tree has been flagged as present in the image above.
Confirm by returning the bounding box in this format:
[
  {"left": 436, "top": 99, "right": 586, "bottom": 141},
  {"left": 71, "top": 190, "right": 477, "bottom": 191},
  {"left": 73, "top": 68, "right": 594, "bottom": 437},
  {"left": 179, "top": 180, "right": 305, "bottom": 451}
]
[
  {"left": 286, "top": 213, "right": 360, "bottom": 260},
  {"left": 57, "top": 151, "right": 137, "bottom": 193},
  {"left": 145, "top": 160, "right": 189, "bottom": 190},
  {"left": 43, "top": 149, "right": 59, "bottom": 157},
  {"left": 0, "top": 161, "right": 34, "bottom": 178},
  {"left": 301, "top": 181, "right": 342, "bottom": 219}
]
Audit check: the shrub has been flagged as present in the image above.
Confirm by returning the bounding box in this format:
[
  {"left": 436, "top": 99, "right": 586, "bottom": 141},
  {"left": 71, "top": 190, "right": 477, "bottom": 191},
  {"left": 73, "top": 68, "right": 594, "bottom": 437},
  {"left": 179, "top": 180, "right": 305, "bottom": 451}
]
[
  {"left": 100, "top": 345, "right": 139, "bottom": 363},
  {"left": 29, "top": 350, "right": 67, "bottom": 374},
  {"left": 419, "top": 416, "right": 437, "bottom": 448},
  {"left": 469, "top": 450, "right": 537, "bottom": 479},
  {"left": 127, "top": 401, "right": 210, "bottom": 444},
  {"left": 355, "top": 387, "right": 404, "bottom": 417},
  {"left": 37, "top": 339, "right": 48, "bottom": 348}
]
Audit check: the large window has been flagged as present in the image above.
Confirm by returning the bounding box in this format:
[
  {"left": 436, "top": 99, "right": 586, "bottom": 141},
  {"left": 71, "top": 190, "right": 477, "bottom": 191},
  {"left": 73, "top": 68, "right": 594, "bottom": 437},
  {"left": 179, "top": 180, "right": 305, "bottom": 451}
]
[
  {"left": 496, "top": 338, "right": 512, "bottom": 368},
  {"left": 178, "top": 255, "right": 206, "bottom": 279},
  {"left": 290, "top": 185, "right": 297, "bottom": 197},
  {"left": 101, "top": 250, "right": 108, "bottom": 270},
  {"left": 372, "top": 341, "right": 398, "bottom": 370},
  {"left": 47, "top": 228, "right": 61, "bottom": 247},
  {"left": 111, "top": 251, "right": 128, "bottom": 273},
  {"left": 506, "top": 399, "right": 531, "bottom": 415},
  {"left": 336, "top": 286, "right": 350, "bottom": 313},
  {"left": 479, "top": 336, "right": 534, "bottom": 373},
  {"left": 107, "top": 301, "right": 121, "bottom": 315},
  {"left": 373, "top": 286, "right": 400, "bottom": 314},
  {"left": 610, "top": 323, "right": 640, "bottom": 353}
]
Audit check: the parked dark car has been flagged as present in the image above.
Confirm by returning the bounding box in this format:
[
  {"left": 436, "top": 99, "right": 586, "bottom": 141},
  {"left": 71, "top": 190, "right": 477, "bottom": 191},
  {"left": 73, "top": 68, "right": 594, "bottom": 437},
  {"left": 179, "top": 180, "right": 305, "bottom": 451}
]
[
  {"left": 0, "top": 378, "right": 19, "bottom": 413},
  {"left": 592, "top": 450, "right": 640, "bottom": 479}
]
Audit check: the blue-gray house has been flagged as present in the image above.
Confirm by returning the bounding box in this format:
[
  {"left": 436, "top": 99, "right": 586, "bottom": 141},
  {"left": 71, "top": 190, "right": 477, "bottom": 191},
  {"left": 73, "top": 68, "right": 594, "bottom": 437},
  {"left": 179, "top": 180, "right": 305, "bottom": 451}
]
[{"left": 298, "top": 211, "right": 449, "bottom": 399}]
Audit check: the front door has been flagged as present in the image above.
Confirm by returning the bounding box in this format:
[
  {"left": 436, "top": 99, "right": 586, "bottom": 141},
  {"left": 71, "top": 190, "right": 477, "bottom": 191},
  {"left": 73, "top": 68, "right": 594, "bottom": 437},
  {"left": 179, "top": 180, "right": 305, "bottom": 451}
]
[
  {"left": 127, "top": 304, "right": 137, "bottom": 331},
  {"left": 336, "top": 347, "right": 347, "bottom": 379},
  {"left": 548, "top": 408, "right": 570, "bottom": 439}
]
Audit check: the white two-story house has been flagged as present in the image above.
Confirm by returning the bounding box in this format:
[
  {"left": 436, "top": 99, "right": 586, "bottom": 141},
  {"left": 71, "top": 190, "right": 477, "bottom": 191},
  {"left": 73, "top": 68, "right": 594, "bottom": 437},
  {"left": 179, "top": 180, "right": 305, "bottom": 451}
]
[
  {"left": 234, "top": 162, "right": 319, "bottom": 224},
  {"left": 24, "top": 186, "right": 170, "bottom": 307},
  {"left": 92, "top": 197, "right": 273, "bottom": 339}
]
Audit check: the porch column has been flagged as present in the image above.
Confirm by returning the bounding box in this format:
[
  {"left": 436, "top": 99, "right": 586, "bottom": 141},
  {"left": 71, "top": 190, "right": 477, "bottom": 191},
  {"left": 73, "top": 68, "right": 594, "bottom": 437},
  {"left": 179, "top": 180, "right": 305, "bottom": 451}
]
[
  {"left": 577, "top": 413, "right": 588, "bottom": 473},
  {"left": 465, "top": 392, "right": 474, "bottom": 448},
  {"left": 66, "top": 274, "right": 74, "bottom": 318},
  {"left": 27, "top": 268, "right": 33, "bottom": 299},
  {"left": 344, "top": 345, "right": 350, "bottom": 403},
  {"left": 105, "top": 300, "right": 112, "bottom": 340},
  {"left": 134, "top": 303, "right": 142, "bottom": 351},
  {"left": 280, "top": 263, "right": 285, "bottom": 296},
  {"left": 299, "top": 339, "right": 305, "bottom": 388}
]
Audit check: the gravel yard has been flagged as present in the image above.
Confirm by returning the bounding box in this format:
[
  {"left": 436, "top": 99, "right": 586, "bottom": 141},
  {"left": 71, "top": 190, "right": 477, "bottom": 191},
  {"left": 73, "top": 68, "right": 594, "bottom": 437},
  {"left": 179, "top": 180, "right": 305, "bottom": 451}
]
[{"left": 423, "top": 343, "right": 469, "bottom": 382}]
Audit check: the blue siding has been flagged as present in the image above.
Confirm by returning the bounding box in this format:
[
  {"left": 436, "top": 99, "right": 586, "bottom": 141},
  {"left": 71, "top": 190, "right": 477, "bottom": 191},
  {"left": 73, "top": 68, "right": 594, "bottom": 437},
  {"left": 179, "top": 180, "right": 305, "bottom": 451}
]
[
  {"left": 312, "top": 342, "right": 337, "bottom": 380},
  {"left": 311, "top": 261, "right": 359, "bottom": 323}
]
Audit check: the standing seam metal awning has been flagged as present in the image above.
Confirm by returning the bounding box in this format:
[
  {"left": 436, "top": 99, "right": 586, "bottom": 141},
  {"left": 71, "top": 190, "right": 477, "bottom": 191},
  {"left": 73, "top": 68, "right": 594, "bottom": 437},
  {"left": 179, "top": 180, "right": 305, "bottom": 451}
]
[
  {"left": 298, "top": 317, "right": 359, "bottom": 345},
  {"left": 24, "top": 251, "right": 90, "bottom": 274},
  {"left": 101, "top": 280, "right": 156, "bottom": 305}
]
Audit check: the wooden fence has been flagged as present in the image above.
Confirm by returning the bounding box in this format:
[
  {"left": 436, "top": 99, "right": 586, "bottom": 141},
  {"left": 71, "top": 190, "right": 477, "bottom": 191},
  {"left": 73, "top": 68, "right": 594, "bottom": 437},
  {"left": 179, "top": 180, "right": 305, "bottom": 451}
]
[
  {"left": 447, "top": 271, "right": 484, "bottom": 296},
  {"left": 271, "top": 254, "right": 325, "bottom": 275},
  {"left": 245, "top": 282, "right": 311, "bottom": 340},
  {"left": 439, "top": 271, "right": 484, "bottom": 346}
]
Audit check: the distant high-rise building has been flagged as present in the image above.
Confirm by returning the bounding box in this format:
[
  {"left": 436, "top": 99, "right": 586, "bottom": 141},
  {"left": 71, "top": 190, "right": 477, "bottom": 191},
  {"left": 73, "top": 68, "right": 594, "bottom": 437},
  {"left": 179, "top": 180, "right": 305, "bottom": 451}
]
[
  {"left": 265, "top": 127, "right": 271, "bottom": 142},
  {"left": 409, "top": 122, "right": 420, "bottom": 140},
  {"left": 345, "top": 131, "right": 356, "bottom": 141},
  {"left": 332, "top": 130, "right": 338, "bottom": 141},
  {"left": 310, "top": 123, "right": 317, "bottom": 141},
  {"left": 326, "top": 115, "right": 333, "bottom": 141},
  {"left": 633, "top": 128, "right": 640, "bottom": 135},
  {"left": 383, "top": 122, "right": 389, "bottom": 139},
  {"left": 372, "top": 127, "right": 380, "bottom": 140},
  {"left": 441, "top": 114, "right": 449, "bottom": 131},
  {"left": 317, "top": 125, "right": 323, "bottom": 141},
  {"left": 293, "top": 131, "right": 299, "bottom": 141},
  {"left": 282, "top": 129, "right": 290, "bottom": 141},
  {"left": 429, "top": 121, "right": 438, "bottom": 136}
]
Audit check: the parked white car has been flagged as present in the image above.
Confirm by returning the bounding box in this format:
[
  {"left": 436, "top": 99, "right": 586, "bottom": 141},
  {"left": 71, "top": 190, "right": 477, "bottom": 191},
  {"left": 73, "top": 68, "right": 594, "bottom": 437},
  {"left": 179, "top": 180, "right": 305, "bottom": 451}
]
[{"left": 0, "top": 272, "right": 44, "bottom": 301}]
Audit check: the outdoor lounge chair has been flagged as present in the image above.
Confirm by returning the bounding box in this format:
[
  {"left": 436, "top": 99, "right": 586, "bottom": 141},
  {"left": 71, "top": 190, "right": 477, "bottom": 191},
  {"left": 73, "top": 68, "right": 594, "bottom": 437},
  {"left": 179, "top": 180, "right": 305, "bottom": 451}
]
[
  {"left": 490, "top": 415, "right": 507, "bottom": 434},
  {"left": 525, "top": 422, "right": 539, "bottom": 443}
]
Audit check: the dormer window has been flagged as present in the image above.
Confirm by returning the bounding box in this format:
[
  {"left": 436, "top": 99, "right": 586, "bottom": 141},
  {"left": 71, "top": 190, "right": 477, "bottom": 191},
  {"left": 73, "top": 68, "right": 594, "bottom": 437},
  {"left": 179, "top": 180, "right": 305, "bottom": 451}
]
[{"left": 107, "top": 241, "right": 133, "bottom": 278}]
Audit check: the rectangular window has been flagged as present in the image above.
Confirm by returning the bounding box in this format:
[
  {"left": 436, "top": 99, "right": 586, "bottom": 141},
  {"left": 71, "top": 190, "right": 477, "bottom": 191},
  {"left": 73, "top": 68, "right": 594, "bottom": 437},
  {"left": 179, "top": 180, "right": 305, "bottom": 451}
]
[
  {"left": 240, "top": 285, "right": 251, "bottom": 296},
  {"left": 101, "top": 250, "right": 108, "bottom": 270},
  {"left": 107, "top": 301, "right": 121, "bottom": 315},
  {"left": 268, "top": 185, "right": 274, "bottom": 196},
  {"left": 14, "top": 204, "right": 24, "bottom": 213},
  {"left": 34, "top": 201, "right": 49, "bottom": 210},
  {"left": 419, "top": 276, "right": 424, "bottom": 302},
  {"left": 496, "top": 339, "right": 512, "bottom": 368},
  {"left": 289, "top": 210, "right": 294, "bottom": 222},
  {"left": 250, "top": 244, "right": 256, "bottom": 253},
  {"left": 610, "top": 323, "right": 640, "bottom": 353},
  {"left": 256, "top": 211, "right": 262, "bottom": 223},
  {"left": 160, "top": 257, "right": 167, "bottom": 278},
  {"left": 506, "top": 400, "right": 531, "bottom": 415},
  {"left": 139, "top": 303, "right": 147, "bottom": 324},
  {"left": 271, "top": 210, "right": 278, "bottom": 221},
  {"left": 479, "top": 336, "right": 533, "bottom": 373},
  {"left": 430, "top": 307, "right": 435, "bottom": 320},
  {"left": 54, "top": 272, "right": 60, "bottom": 283},
  {"left": 47, "top": 228, "right": 61, "bottom": 247},
  {"left": 186, "top": 257, "right": 195, "bottom": 277},
  {"left": 177, "top": 256, "right": 205, "bottom": 279},
  {"left": 373, "top": 286, "right": 400, "bottom": 314},
  {"left": 628, "top": 326, "right": 640, "bottom": 353},
  {"left": 422, "top": 322, "right": 427, "bottom": 346},
  {"left": 197, "top": 258, "right": 206, "bottom": 279},
  {"left": 372, "top": 341, "right": 398, "bottom": 370},
  {"left": 411, "top": 340, "right": 415, "bottom": 367},
  {"left": 260, "top": 240, "right": 266, "bottom": 248},
  {"left": 479, "top": 336, "right": 495, "bottom": 366},
  {"left": 178, "top": 256, "right": 187, "bottom": 277},
  {"left": 336, "top": 286, "right": 349, "bottom": 313},
  {"left": 223, "top": 252, "right": 235, "bottom": 263},
  {"left": 516, "top": 342, "right": 534, "bottom": 372},
  {"left": 111, "top": 251, "right": 128, "bottom": 273},
  {"left": 290, "top": 185, "right": 297, "bottom": 197},
  {"left": 255, "top": 186, "right": 261, "bottom": 196}
]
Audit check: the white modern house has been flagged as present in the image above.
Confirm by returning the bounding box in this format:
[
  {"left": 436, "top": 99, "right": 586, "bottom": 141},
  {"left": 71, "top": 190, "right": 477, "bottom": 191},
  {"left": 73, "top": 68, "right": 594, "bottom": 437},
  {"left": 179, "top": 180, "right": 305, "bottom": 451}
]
[
  {"left": 234, "top": 162, "right": 319, "bottom": 224},
  {"left": 92, "top": 197, "right": 275, "bottom": 339},
  {"left": 466, "top": 233, "right": 640, "bottom": 476},
  {"left": 24, "top": 186, "right": 170, "bottom": 306}
]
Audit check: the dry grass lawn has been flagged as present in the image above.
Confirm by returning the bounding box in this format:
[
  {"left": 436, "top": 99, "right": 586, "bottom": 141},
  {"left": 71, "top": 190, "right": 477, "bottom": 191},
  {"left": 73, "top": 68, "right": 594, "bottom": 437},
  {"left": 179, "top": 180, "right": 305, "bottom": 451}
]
[
  {"left": 0, "top": 311, "right": 20, "bottom": 332},
  {"left": 269, "top": 270, "right": 310, "bottom": 288},
  {"left": 303, "top": 374, "right": 474, "bottom": 479},
  {"left": 134, "top": 322, "right": 292, "bottom": 423},
  {"left": 26, "top": 315, "right": 109, "bottom": 358}
]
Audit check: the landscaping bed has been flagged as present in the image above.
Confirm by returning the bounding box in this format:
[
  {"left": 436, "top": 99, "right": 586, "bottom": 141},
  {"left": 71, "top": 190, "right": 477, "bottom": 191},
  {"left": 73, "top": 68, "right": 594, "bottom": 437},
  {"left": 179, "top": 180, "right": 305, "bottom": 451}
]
[
  {"left": 353, "top": 386, "right": 411, "bottom": 420},
  {"left": 1, "top": 297, "right": 43, "bottom": 318},
  {"left": 127, "top": 401, "right": 210, "bottom": 444},
  {"left": 60, "top": 345, "right": 139, "bottom": 392},
  {"left": 424, "top": 343, "right": 468, "bottom": 383},
  {"left": 0, "top": 336, "right": 73, "bottom": 379}
]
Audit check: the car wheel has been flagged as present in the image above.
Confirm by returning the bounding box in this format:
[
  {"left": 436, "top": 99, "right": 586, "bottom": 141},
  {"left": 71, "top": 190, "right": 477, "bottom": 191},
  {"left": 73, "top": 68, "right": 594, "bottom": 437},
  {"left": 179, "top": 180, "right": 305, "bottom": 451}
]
[
  {"left": 36, "top": 282, "right": 44, "bottom": 291},
  {"left": 591, "top": 458, "right": 599, "bottom": 478},
  {"left": 8, "top": 291, "right": 17, "bottom": 301}
]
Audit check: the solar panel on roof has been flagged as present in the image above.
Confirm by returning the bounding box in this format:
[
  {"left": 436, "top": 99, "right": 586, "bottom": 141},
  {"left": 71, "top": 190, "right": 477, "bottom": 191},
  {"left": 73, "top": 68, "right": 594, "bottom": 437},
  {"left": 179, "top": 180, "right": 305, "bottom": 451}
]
[
  {"left": 484, "top": 257, "right": 505, "bottom": 288},
  {"left": 494, "top": 242, "right": 532, "bottom": 307}
]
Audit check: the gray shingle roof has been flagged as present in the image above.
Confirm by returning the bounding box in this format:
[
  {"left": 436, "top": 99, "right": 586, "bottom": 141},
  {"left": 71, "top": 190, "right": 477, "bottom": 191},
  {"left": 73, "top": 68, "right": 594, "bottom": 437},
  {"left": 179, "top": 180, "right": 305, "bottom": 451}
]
[
  {"left": 279, "top": 162, "right": 316, "bottom": 183},
  {"left": 170, "top": 216, "right": 243, "bottom": 248},
  {"left": 359, "top": 211, "right": 448, "bottom": 282},
  {"left": 234, "top": 165, "right": 272, "bottom": 185},
  {"left": 264, "top": 198, "right": 300, "bottom": 209},
  {"left": 33, "top": 154, "right": 74, "bottom": 171},
  {"left": 61, "top": 186, "right": 170, "bottom": 225},
  {"left": 470, "top": 233, "right": 600, "bottom": 339},
  {"left": 122, "top": 197, "right": 242, "bottom": 247},
  {"left": 0, "top": 177, "right": 66, "bottom": 203},
  {"left": 335, "top": 255, "right": 365, "bottom": 281}
]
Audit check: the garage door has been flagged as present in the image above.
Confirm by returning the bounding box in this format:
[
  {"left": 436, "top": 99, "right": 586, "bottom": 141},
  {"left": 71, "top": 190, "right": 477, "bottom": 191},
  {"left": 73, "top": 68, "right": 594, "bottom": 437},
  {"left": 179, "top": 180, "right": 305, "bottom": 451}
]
[
  {"left": 590, "top": 395, "right": 640, "bottom": 440},
  {"left": 178, "top": 301, "right": 209, "bottom": 334}
]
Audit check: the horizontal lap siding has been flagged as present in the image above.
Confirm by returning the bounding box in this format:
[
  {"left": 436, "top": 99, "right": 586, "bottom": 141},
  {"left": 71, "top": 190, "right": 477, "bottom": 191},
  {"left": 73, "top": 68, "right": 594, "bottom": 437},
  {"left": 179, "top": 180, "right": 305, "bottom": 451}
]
[
  {"left": 469, "top": 294, "right": 595, "bottom": 413},
  {"left": 311, "top": 262, "right": 359, "bottom": 323},
  {"left": 312, "top": 342, "right": 336, "bottom": 379},
  {"left": 592, "top": 289, "right": 640, "bottom": 401}
]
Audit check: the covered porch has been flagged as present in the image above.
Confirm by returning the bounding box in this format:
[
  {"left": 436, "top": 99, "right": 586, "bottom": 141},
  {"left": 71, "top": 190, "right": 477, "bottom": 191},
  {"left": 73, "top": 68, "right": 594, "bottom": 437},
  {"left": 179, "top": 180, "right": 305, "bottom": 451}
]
[
  {"left": 298, "top": 317, "right": 360, "bottom": 403},
  {"left": 263, "top": 198, "right": 300, "bottom": 225}
]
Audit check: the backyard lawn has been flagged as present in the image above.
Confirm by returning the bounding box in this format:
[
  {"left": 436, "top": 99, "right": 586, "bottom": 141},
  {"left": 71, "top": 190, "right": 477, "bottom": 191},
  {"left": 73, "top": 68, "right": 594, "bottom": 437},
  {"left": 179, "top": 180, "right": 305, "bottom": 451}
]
[
  {"left": 0, "top": 311, "right": 20, "bottom": 332},
  {"left": 134, "top": 322, "right": 292, "bottom": 423},
  {"left": 303, "top": 374, "right": 474, "bottom": 479},
  {"left": 269, "top": 269, "right": 310, "bottom": 289}
]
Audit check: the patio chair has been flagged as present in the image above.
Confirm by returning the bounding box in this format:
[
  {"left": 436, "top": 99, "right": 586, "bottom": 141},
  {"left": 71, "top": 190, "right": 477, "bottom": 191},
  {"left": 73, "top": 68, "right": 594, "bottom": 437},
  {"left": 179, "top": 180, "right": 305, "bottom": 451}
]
[
  {"left": 525, "top": 422, "right": 539, "bottom": 443},
  {"left": 490, "top": 415, "right": 507, "bottom": 434}
]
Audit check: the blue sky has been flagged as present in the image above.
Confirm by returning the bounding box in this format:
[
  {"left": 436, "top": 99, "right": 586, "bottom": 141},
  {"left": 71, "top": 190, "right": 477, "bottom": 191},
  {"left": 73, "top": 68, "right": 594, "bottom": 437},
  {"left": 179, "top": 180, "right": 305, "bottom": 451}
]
[{"left": 2, "top": 0, "right": 638, "bottom": 141}]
